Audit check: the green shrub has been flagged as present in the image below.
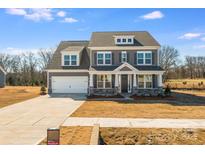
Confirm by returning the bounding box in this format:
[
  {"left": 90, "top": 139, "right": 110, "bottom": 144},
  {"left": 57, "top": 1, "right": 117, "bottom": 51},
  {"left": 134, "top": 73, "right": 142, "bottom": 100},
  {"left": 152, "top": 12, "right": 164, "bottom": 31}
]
[
  {"left": 40, "top": 86, "right": 47, "bottom": 95},
  {"left": 182, "top": 81, "right": 187, "bottom": 85},
  {"left": 164, "top": 85, "right": 171, "bottom": 96}
]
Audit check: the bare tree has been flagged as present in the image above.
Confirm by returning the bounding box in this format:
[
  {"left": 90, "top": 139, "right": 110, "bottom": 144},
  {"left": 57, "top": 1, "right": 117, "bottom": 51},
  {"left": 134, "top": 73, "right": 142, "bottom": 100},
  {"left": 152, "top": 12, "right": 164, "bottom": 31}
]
[
  {"left": 38, "top": 48, "right": 54, "bottom": 70},
  {"left": 159, "top": 45, "right": 179, "bottom": 80}
]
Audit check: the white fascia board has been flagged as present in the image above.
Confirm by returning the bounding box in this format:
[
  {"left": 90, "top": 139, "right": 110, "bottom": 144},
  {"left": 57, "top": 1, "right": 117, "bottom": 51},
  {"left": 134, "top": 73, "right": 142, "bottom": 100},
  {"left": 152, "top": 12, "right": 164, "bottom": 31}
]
[
  {"left": 88, "top": 46, "right": 160, "bottom": 51},
  {"left": 114, "top": 62, "right": 138, "bottom": 71},
  {"left": 89, "top": 70, "right": 165, "bottom": 75},
  {"left": 45, "top": 69, "right": 89, "bottom": 73}
]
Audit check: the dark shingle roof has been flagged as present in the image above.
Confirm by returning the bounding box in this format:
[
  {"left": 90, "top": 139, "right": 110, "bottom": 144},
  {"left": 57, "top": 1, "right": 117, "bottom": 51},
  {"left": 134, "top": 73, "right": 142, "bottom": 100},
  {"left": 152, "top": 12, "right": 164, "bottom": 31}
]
[
  {"left": 88, "top": 31, "right": 160, "bottom": 47},
  {"left": 91, "top": 65, "right": 163, "bottom": 71},
  {"left": 47, "top": 41, "right": 90, "bottom": 70},
  {"left": 135, "top": 65, "right": 163, "bottom": 71}
]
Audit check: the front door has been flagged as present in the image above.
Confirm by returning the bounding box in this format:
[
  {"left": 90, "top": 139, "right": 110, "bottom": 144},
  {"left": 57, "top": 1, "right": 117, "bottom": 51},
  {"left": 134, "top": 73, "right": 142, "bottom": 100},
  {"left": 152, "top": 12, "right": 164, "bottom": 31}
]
[{"left": 121, "top": 75, "right": 128, "bottom": 93}]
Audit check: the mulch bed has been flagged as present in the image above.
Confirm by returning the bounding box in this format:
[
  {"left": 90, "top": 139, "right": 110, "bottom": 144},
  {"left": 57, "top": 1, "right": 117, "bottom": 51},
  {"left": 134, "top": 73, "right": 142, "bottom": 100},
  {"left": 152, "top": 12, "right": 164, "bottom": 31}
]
[
  {"left": 131, "top": 95, "right": 176, "bottom": 101},
  {"left": 87, "top": 94, "right": 124, "bottom": 99}
]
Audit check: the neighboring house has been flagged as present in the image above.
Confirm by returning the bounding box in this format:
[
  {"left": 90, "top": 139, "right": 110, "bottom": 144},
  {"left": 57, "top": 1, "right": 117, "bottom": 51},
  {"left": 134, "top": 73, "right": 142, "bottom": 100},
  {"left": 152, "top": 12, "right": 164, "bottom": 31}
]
[
  {"left": 46, "top": 31, "right": 164, "bottom": 96},
  {"left": 0, "top": 65, "right": 6, "bottom": 88}
]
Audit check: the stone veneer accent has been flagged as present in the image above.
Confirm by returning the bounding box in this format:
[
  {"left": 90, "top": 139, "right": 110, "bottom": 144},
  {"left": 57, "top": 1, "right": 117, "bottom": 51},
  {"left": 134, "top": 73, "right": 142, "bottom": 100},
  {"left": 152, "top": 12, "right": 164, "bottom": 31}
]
[{"left": 132, "top": 87, "right": 164, "bottom": 96}]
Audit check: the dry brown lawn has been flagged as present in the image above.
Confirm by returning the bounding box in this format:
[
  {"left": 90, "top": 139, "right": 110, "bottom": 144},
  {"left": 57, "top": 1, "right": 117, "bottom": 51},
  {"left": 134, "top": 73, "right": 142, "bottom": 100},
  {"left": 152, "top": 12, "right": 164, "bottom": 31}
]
[
  {"left": 71, "top": 100, "right": 205, "bottom": 119},
  {"left": 174, "top": 90, "right": 205, "bottom": 97},
  {"left": 40, "top": 126, "right": 92, "bottom": 145},
  {"left": 100, "top": 127, "right": 205, "bottom": 145},
  {"left": 0, "top": 86, "right": 40, "bottom": 108},
  {"left": 165, "top": 79, "right": 205, "bottom": 89}
]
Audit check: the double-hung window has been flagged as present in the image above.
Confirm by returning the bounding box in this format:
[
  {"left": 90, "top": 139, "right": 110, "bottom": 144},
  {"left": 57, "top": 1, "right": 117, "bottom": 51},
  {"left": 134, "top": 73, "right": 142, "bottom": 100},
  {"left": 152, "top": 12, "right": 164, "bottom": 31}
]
[
  {"left": 121, "top": 51, "right": 127, "bottom": 63},
  {"left": 63, "top": 54, "right": 77, "bottom": 66},
  {"left": 64, "top": 55, "right": 70, "bottom": 66},
  {"left": 97, "top": 74, "right": 112, "bottom": 89},
  {"left": 97, "top": 52, "right": 112, "bottom": 65},
  {"left": 138, "top": 75, "right": 152, "bottom": 89},
  {"left": 137, "top": 51, "right": 152, "bottom": 65}
]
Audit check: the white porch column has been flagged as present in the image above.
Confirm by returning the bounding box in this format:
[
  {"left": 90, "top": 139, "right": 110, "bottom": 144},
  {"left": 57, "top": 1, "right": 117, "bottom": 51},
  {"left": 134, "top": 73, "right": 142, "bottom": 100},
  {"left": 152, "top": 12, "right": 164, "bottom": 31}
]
[
  {"left": 89, "top": 73, "right": 93, "bottom": 87},
  {"left": 133, "top": 74, "right": 137, "bottom": 87},
  {"left": 158, "top": 74, "right": 163, "bottom": 87},
  {"left": 115, "top": 74, "right": 119, "bottom": 87}
]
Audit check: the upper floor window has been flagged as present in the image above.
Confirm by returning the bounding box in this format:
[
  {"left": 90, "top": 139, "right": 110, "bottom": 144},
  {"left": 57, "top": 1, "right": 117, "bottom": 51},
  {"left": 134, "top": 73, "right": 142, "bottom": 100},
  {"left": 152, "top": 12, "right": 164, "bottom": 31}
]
[
  {"left": 137, "top": 51, "right": 152, "bottom": 65},
  {"left": 97, "top": 52, "right": 112, "bottom": 65},
  {"left": 121, "top": 51, "right": 127, "bottom": 63},
  {"left": 114, "top": 36, "right": 134, "bottom": 45},
  {"left": 63, "top": 54, "right": 78, "bottom": 66}
]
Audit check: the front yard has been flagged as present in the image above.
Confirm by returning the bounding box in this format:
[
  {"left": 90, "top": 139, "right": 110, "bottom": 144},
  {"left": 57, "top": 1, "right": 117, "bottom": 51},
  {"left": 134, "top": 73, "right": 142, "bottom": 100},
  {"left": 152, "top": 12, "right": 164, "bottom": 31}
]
[
  {"left": 100, "top": 127, "right": 205, "bottom": 145},
  {"left": 71, "top": 100, "right": 205, "bottom": 119},
  {"left": 0, "top": 86, "right": 41, "bottom": 108}
]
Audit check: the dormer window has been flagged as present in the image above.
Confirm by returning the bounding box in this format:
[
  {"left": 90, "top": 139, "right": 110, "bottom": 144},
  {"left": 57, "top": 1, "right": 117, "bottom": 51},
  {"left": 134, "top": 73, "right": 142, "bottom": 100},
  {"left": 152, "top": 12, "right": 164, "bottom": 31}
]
[
  {"left": 117, "top": 38, "right": 121, "bottom": 43},
  {"left": 128, "top": 38, "right": 132, "bottom": 43},
  {"left": 61, "top": 52, "right": 79, "bottom": 66},
  {"left": 114, "top": 35, "right": 134, "bottom": 45}
]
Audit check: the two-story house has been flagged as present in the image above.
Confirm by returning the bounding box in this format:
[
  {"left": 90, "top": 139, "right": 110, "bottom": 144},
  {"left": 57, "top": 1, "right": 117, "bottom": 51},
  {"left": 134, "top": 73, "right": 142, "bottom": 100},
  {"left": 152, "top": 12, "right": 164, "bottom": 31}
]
[{"left": 46, "top": 31, "right": 164, "bottom": 96}]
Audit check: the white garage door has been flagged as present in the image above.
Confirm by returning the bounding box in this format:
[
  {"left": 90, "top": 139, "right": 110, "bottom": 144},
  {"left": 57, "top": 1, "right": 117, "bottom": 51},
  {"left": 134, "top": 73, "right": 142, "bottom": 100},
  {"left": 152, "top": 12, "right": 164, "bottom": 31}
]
[{"left": 52, "top": 76, "right": 88, "bottom": 93}]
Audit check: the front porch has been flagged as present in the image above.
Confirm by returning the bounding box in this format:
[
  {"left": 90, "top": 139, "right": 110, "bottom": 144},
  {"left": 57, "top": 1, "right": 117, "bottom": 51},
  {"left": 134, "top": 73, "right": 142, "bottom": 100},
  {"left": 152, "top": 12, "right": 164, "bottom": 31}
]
[{"left": 88, "top": 73, "right": 164, "bottom": 96}]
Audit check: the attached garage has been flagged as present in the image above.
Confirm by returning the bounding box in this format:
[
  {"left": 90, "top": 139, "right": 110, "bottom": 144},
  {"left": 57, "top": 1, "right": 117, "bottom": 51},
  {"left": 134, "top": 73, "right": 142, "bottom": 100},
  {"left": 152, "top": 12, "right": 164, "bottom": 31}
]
[{"left": 51, "top": 76, "right": 88, "bottom": 94}]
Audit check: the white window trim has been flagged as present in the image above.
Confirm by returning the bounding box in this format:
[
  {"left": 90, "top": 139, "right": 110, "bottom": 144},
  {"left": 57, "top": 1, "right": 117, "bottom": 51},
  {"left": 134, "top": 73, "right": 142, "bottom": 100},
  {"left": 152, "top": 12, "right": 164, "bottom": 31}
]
[
  {"left": 61, "top": 52, "right": 79, "bottom": 66},
  {"left": 137, "top": 51, "right": 152, "bottom": 65},
  {"left": 138, "top": 75, "right": 153, "bottom": 89},
  {"left": 97, "top": 51, "right": 112, "bottom": 65},
  {"left": 97, "top": 74, "right": 112, "bottom": 89},
  {"left": 114, "top": 36, "right": 134, "bottom": 45},
  {"left": 121, "top": 51, "right": 127, "bottom": 63}
]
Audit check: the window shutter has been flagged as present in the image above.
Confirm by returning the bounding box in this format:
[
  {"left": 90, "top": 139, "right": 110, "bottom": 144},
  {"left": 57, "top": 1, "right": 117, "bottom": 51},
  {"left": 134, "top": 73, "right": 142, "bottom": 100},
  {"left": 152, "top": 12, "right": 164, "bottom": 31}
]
[
  {"left": 112, "top": 52, "right": 114, "bottom": 65},
  {"left": 134, "top": 52, "right": 137, "bottom": 65},
  {"left": 127, "top": 52, "right": 129, "bottom": 63},
  {"left": 152, "top": 51, "right": 155, "bottom": 65},
  {"left": 94, "top": 53, "right": 97, "bottom": 65},
  {"left": 119, "top": 52, "right": 121, "bottom": 63}
]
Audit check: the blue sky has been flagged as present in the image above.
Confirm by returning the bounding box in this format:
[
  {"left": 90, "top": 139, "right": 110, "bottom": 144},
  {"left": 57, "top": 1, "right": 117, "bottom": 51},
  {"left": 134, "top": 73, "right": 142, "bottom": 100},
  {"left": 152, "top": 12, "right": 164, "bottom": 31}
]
[{"left": 0, "top": 8, "right": 205, "bottom": 58}]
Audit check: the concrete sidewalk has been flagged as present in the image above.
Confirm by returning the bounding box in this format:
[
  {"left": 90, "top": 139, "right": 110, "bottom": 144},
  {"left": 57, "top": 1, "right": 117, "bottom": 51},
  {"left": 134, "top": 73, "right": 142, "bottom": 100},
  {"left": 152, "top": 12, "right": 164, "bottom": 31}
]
[
  {"left": 63, "top": 117, "right": 205, "bottom": 128},
  {"left": 0, "top": 94, "right": 85, "bottom": 144}
]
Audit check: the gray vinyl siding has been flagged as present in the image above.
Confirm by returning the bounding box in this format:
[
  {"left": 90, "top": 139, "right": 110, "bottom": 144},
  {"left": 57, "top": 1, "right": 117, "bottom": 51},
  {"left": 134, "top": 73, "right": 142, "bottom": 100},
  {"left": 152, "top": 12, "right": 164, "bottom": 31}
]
[
  {"left": 0, "top": 70, "right": 5, "bottom": 88},
  {"left": 48, "top": 72, "right": 89, "bottom": 93},
  {"left": 91, "top": 50, "right": 158, "bottom": 66}
]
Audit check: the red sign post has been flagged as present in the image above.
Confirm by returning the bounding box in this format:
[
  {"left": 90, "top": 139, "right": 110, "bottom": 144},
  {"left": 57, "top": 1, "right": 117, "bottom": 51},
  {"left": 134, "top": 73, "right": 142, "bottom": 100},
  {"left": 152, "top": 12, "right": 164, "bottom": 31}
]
[{"left": 47, "top": 128, "right": 60, "bottom": 145}]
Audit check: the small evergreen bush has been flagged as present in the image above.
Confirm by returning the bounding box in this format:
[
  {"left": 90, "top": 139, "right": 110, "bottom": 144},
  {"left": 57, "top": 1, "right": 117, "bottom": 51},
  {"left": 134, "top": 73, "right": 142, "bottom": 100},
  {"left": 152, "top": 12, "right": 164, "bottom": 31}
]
[{"left": 40, "top": 86, "right": 47, "bottom": 95}]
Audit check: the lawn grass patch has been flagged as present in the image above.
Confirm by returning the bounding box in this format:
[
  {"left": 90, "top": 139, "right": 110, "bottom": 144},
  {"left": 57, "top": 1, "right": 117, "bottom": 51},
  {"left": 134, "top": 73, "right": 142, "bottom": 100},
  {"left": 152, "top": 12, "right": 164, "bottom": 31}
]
[
  {"left": 71, "top": 100, "right": 205, "bottom": 119},
  {"left": 100, "top": 127, "right": 205, "bottom": 145},
  {"left": 0, "top": 86, "right": 40, "bottom": 108}
]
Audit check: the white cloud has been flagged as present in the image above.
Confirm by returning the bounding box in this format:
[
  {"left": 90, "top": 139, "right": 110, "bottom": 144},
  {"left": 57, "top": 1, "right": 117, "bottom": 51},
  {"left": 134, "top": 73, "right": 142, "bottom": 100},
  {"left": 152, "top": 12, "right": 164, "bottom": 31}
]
[
  {"left": 25, "top": 9, "right": 53, "bottom": 21},
  {"left": 57, "top": 11, "right": 66, "bottom": 17},
  {"left": 3, "top": 47, "right": 38, "bottom": 55},
  {"left": 6, "top": 8, "right": 53, "bottom": 22},
  {"left": 178, "top": 33, "right": 202, "bottom": 40},
  {"left": 140, "top": 11, "right": 164, "bottom": 20},
  {"left": 62, "top": 17, "right": 78, "bottom": 23},
  {"left": 6, "top": 8, "right": 26, "bottom": 15}
]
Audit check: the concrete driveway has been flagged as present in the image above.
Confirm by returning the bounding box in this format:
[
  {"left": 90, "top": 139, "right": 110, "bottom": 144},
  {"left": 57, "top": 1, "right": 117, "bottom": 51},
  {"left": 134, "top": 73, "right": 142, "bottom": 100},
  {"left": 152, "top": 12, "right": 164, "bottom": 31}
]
[{"left": 0, "top": 94, "right": 85, "bottom": 145}]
